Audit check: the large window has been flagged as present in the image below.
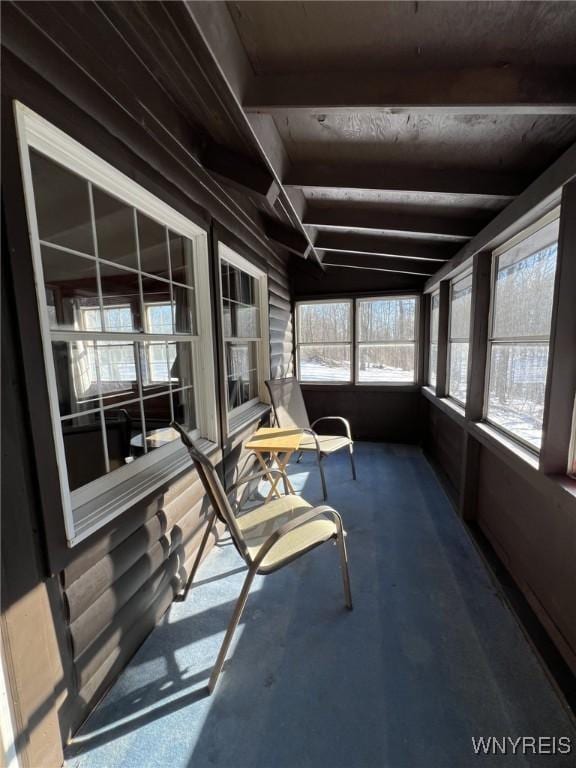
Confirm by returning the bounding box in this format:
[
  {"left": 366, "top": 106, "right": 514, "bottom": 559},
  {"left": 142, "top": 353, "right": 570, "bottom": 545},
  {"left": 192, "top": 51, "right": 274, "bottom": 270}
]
[
  {"left": 357, "top": 297, "right": 417, "bottom": 383},
  {"left": 447, "top": 272, "right": 473, "bottom": 405},
  {"left": 17, "top": 104, "right": 217, "bottom": 545},
  {"left": 428, "top": 291, "right": 440, "bottom": 388},
  {"left": 297, "top": 300, "right": 352, "bottom": 383},
  {"left": 486, "top": 213, "right": 559, "bottom": 450},
  {"left": 296, "top": 297, "right": 417, "bottom": 384},
  {"left": 220, "top": 244, "right": 269, "bottom": 422}
]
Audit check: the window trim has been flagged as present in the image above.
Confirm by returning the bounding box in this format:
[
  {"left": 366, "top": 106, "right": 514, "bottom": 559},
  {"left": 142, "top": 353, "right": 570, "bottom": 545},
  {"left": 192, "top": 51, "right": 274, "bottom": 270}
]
[
  {"left": 483, "top": 207, "right": 560, "bottom": 454},
  {"left": 15, "top": 102, "right": 218, "bottom": 546},
  {"left": 218, "top": 243, "right": 270, "bottom": 432},
  {"left": 446, "top": 270, "right": 473, "bottom": 407},
  {"left": 428, "top": 289, "right": 440, "bottom": 389}
]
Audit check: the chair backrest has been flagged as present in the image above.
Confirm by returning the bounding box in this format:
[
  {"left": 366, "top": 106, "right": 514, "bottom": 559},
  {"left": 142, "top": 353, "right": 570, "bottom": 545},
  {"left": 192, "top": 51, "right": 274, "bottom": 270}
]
[
  {"left": 171, "top": 422, "right": 249, "bottom": 561},
  {"left": 265, "top": 377, "right": 311, "bottom": 430}
]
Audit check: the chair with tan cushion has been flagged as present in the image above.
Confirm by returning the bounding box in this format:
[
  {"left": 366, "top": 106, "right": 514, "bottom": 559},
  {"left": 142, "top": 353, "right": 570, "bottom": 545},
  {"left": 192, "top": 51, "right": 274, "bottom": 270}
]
[
  {"left": 171, "top": 421, "right": 353, "bottom": 693},
  {"left": 266, "top": 377, "right": 356, "bottom": 500}
]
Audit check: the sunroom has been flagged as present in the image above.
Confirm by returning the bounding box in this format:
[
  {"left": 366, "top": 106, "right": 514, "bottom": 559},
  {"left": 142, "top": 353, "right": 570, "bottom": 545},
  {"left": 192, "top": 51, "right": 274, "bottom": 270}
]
[{"left": 1, "top": 3, "right": 576, "bottom": 767}]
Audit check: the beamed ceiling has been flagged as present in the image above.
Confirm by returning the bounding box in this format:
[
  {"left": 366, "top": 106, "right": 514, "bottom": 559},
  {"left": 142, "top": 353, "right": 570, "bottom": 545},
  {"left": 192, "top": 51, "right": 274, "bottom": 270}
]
[{"left": 187, "top": 1, "right": 576, "bottom": 282}]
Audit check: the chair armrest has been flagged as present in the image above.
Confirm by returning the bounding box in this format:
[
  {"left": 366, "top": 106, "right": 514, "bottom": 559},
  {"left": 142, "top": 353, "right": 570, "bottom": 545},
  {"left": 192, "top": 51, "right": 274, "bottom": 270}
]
[
  {"left": 310, "top": 416, "right": 352, "bottom": 440},
  {"left": 253, "top": 505, "right": 344, "bottom": 568}
]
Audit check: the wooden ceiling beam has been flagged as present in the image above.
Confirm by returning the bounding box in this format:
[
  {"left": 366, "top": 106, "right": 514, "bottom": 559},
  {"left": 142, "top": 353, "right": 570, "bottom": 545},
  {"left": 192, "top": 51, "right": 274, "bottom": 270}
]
[
  {"left": 304, "top": 206, "right": 483, "bottom": 241},
  {"left": 261, "top": 213, "right": 312, "bottom": 258},
  {"left": 201, "top": 142, "right": 280, "bottom": 206},
  {"left": 316, "top": 232, "right": 456, "bottom": 261},
  {"left": 323, "top": 253, "right": 434, "bottom": 277},
  {"left": 286, "top": 164, "right": 527, "bottom": 198},
  {"left": 244, "top": 67, "right": 576, "bottom": 115}
]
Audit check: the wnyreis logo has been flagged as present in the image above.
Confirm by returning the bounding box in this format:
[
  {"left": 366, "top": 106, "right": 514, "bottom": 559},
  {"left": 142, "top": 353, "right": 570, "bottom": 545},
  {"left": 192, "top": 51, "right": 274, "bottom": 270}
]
[{"left": 472, "top": 736, "right": 572, "bottom": 756}]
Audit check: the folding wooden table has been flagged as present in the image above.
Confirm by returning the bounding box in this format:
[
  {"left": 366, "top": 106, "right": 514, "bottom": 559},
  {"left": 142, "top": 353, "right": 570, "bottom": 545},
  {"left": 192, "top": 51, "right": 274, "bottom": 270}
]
[{"left": 245, "top": 427, "right": 303, "bottom": 501}]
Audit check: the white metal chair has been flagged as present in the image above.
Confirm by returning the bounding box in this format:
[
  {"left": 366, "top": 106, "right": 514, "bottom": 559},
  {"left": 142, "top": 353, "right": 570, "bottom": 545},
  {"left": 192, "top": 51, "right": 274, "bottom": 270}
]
[
  {"left": 266, "top": 377, "right": 357, "bottom": 500},
  {"left": 171, "top": 422, "right": 353, "bottom": 693}
]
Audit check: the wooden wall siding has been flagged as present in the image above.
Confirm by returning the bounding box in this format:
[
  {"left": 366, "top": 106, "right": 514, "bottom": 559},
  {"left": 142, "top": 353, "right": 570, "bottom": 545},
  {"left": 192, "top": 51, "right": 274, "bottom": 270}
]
[
  {"left": 1, "top": 2, "right": 295, "bottom": 756},
  {"left": 422, "top": 403, "right": 465, "bottom": 502},
  {"left": 476, "top": 445, "right": 576, "bottom": 675}
]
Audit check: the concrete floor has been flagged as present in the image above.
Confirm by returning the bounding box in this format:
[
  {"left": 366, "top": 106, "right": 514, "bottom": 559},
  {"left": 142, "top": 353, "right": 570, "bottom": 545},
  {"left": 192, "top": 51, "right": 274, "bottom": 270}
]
[{"left": 66, "top": 443, "right": 576, "bottom": 768}]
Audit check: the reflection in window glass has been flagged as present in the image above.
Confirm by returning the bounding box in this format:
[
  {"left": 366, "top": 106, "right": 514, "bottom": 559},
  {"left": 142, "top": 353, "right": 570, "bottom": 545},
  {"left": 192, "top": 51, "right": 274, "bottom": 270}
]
[
  {"left": 357, "top": 297, "right": 416, "bottom": 383},
  {"left": 172, "top": 387, "right": 196, "bottom": 432},
  {"left": 169, "top": 232, "right": 194, "bottom": 286},
  {"left": 30, "top": 151, "right": 94, "bottom": 255},
  {"left": 486, "top": 216, "right": 559, "bottom": 450},
  {"left": 93, "top": 187, "right": 138, "bottom": 270},
  {"left": 143, "top": 394, "right": 174, "bottom": 450},
  {"left": 226, "top": 341, "right": 259, "bottom": 409},
  {"left": 447, "top": 273, "right": 472, "bottom": 404},
  {"left": 138, "top": 213, "right": 170, "bottom": 278},
  {"left": 41, "top": 246, "right": 100, "bottom": 331},
  {"left": 62, "top": 412, "right": 106, "bottom": 491},
  {"left": 52, "top": 341, "right": 100, "bottom": 417},
  {"left": 99, "top": 262, "right": 141, "bottom": 332}
]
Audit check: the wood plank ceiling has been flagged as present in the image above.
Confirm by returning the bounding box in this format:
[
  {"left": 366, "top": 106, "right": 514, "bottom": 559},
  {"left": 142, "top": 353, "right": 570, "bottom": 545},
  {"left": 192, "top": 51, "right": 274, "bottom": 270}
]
[{"left": 187, "top": 1, "right": 576, "bottom": 281}]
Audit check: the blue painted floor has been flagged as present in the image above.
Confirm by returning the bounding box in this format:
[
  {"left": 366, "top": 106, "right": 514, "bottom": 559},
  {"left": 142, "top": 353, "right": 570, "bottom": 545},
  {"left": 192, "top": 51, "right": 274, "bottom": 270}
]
[{"left": 66, "top": 443, "right": 576, "bottom": 768}]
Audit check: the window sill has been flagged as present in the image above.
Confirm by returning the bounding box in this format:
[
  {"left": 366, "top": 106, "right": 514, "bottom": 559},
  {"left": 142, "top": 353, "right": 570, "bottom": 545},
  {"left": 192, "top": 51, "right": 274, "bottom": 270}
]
[
  {"left": 228, "top": 402, "right": 271, "bottom": 439},
  {"left": 70, "top": 437, "right": 219, "bottom": 547},
  {"left": 301, "top": 382, "right": 420, "bottom": 393}
]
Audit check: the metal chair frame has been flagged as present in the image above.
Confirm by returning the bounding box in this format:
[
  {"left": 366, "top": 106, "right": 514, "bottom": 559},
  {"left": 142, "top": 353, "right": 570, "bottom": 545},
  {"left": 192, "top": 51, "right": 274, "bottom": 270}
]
[{"left": 171, "top": 422, "right": 353, "bottom": 693}]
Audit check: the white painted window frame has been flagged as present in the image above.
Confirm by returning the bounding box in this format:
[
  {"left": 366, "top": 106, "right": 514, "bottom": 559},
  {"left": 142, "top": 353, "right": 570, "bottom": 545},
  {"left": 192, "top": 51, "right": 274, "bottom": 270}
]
[
  {"left": 218, "top": 243, "right": 270, "bottom": 433},
  {"left": 14, "top": 102, "right": 219, "bottom": 546},
  {"left": 446, "top": 270, "right": 473, "bottom": 406}
]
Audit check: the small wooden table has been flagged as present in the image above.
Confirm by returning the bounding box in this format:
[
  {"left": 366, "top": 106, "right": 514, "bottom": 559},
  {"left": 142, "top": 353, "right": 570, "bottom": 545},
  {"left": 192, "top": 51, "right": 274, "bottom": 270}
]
[{"left": 245, "top": 427, "right": 303, "bottom": 501}]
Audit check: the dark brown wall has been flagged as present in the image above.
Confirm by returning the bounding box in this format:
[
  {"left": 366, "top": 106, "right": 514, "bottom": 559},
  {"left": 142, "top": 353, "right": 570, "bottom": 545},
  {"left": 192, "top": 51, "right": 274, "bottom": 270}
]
[
  {"left": 1, "top": 2, "right": 293, "bottom": 761},
  {"left": 423, "top": 396, "right": 576, "bottom": 678}
]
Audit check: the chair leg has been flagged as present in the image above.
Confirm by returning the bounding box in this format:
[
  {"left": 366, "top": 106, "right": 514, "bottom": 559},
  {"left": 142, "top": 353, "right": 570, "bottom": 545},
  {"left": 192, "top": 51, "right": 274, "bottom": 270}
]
[
  {"left": 208, "top": 565, "right": 257, "bottom": 693},
  {"left": 176, "top": 510, "right": 217, "bottom": 603},
  {"left": 296, "top": 451, "right": 303, "bottom": 464},
  {"left": 349, "top": 443, "right": 357, "bottom": 481},
  {"left": 336, "top": 532, "right": 353, "bottom": 610},
  {"left": 317, "top": 452, "right": 328, "bottom": 500}
]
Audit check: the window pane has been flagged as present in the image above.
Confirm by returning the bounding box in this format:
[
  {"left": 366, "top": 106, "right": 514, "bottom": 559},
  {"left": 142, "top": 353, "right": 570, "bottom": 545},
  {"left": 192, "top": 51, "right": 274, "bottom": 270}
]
[
  {"left": 450, "top": 274, "right": 472, "bottom": 340},
  {"left": 487, "top": 344, "right": 549, "bottom": 449},
  {"left": 167, "top": 342, "right": 194, "bottom": 389},
  {"left": 298, "top": 344, "right": 351, "bottom": 382},
  {"left": 41, "top": 246, "right": 100, "bottom": 331},
  {"left": 168, "top": 232, "right": 194, "bottom": 286},
  {"left": 429, "top": 342, "right": 438, "bottom": 387},
  {"left": 448, "top": 342, "right": 469, "bottom": 404},
  {"left": 297, "top": 302, "right": 351, "bottom": 343},
  {"left": 96, "top": 341, "right": 139, "bottom": 405},
  {"left": 138, "top": 213, "right": 170, "bottom": 278},
  {"left": 172, "top": 387, "right": 196, "bottom": 432},
  {"left": 142, "top": 277, "right": 172, "bottom": 334},
  {"left": 173, "top": 284, "right": 196, "bottom": 335},
  {"left": 226, "top": 341, "right": 259, "bottom": 409},
  {"left": 493, "top": 224, "right": 558, "bottom": 339},
  {"left": 62, "top": 413, "right": 106, "bottom": 491},
  {"left": 99, "top": 262, "right": 142, "bottom": 332},
  {"left": 52, "top": 341, "right": 100, "bottom": 417},
  {"left": 103, "top": 408, "right": 138, "bottom": 470},
  {"left": 30, "top": 151, "right": 94, "bottom": 255},
  {"left": 93, "top": 188, "right": 138, "bottom": 270},
  {"left": 358, "top": 298, "right": 416, "bottom": 341},
  {"left": 142, "top": 394, "right": 174, "bottom": 451},
  {"left": 234, "top": 304, "right": 260, "bottom": 338},
  {"left": 140, "top": 342, "right": 170, "bottom": 394},
  {"left": 358, "top": 343, "right": 415, "bottom": 383}
]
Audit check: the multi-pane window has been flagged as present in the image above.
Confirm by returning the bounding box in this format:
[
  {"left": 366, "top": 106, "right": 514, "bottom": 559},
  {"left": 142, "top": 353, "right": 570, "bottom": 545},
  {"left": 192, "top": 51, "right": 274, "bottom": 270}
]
[
  {"left": 486, "top": 214, "right": 559, "bottom": 450},
  {"left": 220, "top": 246, "right": 268, "bottom": 416},
  {"left": 297, "top": 301, "right": 352, "bottom": 382},
  {"left": 17, "top": 105, "right": 217, "bottom": 544},
  {"left": 428, "top": 291, "right": 440, "bottom": 387},
  {"left": 447, "top": 273, "right": 473, "bottom": 404},
  {"left": 296, "top": 297, "right": 417, "bottom": 384},
  {"left": 357, "top": 297, "right": 417, "bottom": 383}
]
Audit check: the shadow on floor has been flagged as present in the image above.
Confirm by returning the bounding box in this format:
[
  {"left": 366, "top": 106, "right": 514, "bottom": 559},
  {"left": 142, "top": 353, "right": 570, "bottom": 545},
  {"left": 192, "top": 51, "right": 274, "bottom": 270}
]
[{"left": 66, "top": 443, "right": 576, "bottom": 768}]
